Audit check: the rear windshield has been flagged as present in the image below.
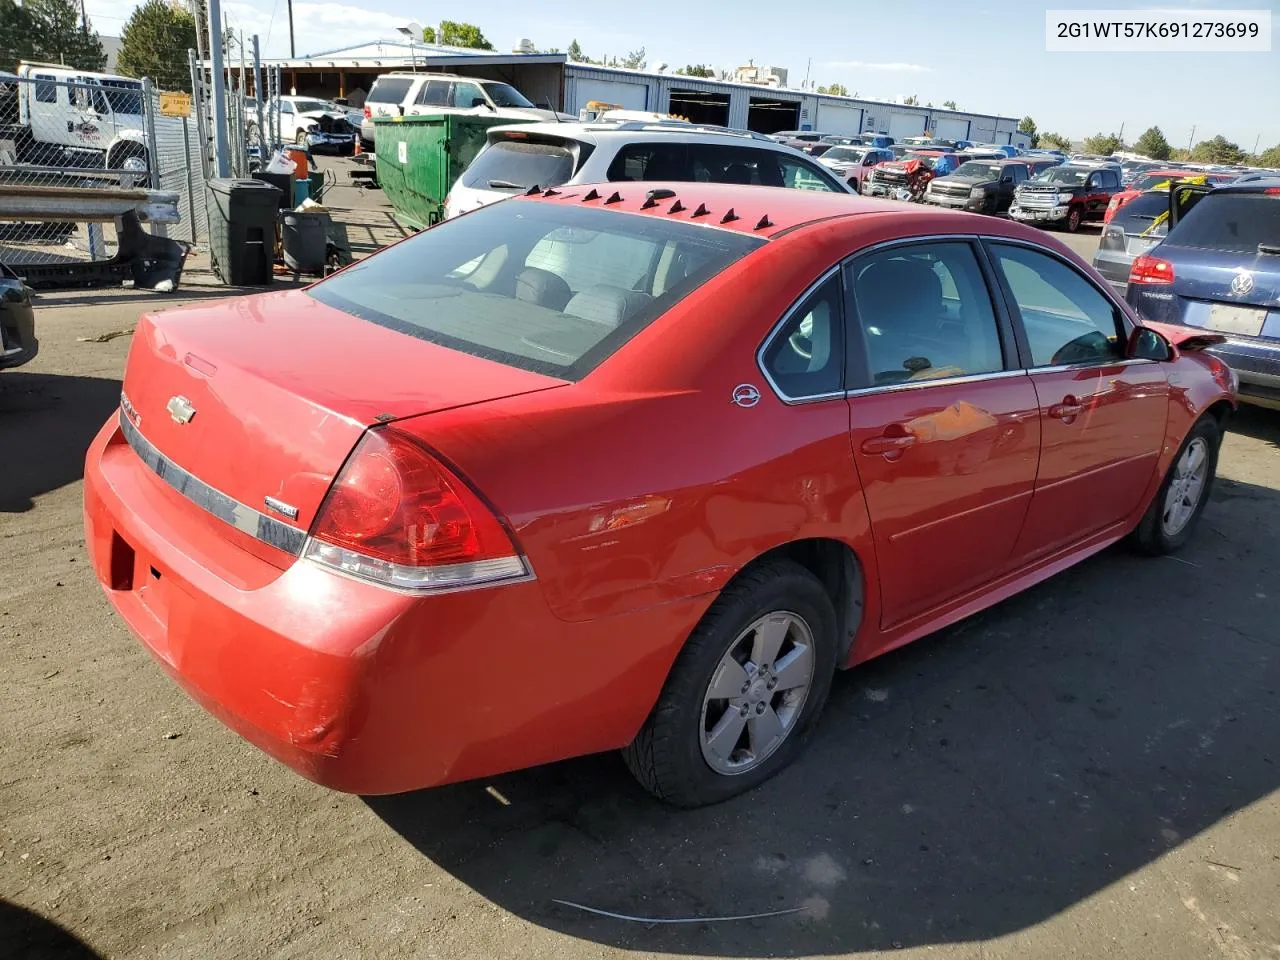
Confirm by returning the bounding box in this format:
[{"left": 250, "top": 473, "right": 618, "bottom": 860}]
[
  {"left": 368, "top": 78, "right": 414, "bottom": 103},
  {"left": 1166, "top": 192, "right": 1280, "bottom": 253},
  {"left": 461, "top": 139, "right": 577, "bottom": 191},
  {"left": 307, "top": 201, "right": 764, "bottom": 379},
  {"left": 1113, "top": 191, "right": 1170, "bottom": 234}
]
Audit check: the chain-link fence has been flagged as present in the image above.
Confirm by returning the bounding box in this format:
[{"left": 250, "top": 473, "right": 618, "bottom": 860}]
[
  {"left": 149, "top": 89, "right": 206, "bottom": 245},
  {"left": 0, "top": 71, "right": 160, "bottom": 266}
]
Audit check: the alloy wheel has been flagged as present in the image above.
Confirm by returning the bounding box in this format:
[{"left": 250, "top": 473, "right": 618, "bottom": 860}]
[
  {"left": 699, "top": 612, "right": 815, "bottom": 776},
  {"left": 1161, "top": 437, "right": 1209, "bottom": 537}
]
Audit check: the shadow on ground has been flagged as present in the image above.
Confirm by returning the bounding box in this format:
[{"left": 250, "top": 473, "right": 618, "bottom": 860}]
[
  {"left": 0, "top": 372, "right": 121, "bottom": 512},
  {"left": 1227, "top": 403, "right": 1280, "bottom": 449},
  {"left": 0, "top": 900, "right": 103, "bottom": 959},
  {"left": 369, "top": 474, "right": 1280, "bottom": 955}
]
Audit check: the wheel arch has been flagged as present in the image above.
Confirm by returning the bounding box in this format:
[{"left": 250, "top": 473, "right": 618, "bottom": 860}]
[{"left": 725, "top": 537, "right": 866, "bottom": 667}]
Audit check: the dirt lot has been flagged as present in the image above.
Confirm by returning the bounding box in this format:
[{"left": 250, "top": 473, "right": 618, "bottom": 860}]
[{"left": 3, "top": 208, "right": 1279, "bottom": 960}]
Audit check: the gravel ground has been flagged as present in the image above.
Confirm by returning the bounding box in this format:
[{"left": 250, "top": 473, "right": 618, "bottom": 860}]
[{"left": 2, "top": 210, "right": 1279, "bottom": 960}]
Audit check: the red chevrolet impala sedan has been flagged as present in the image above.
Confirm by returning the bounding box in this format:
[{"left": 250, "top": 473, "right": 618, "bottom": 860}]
[{"left": 84, "top": 183, "right": 1236, "bottom": 807}]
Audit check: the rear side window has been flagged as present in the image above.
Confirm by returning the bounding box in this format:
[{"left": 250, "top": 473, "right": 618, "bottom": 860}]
[
  {"left": 306, "top": 201, "right": 764, "bottom": 379},
  {"left": 607, "top": 143, "right": 692, "bottom": 182},
  {"left": 416, "top": 80, "right": 451, "bottom": 107},
  {"left": 1166, "top": 193, "right": 1280, "bottom": 253},
  {"left": 461, "top": 139, "right": 577, "bottom": 191},
  {"left": 368, "top": 78, "right": 413, "bottom": 104},
  {"left": 761, "top": 274, "right": 845, "bottom": 399}
]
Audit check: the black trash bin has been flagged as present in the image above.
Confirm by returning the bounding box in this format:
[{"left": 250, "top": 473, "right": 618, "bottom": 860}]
[
  {"left": 206, "top": 178, "right": 280, "bottom": 285},
  {"left": 281, "top": 210, "right": 331, "bottom": 274},
  {"left": 253, "top": 170, "right": 294, "bottom": 209}
]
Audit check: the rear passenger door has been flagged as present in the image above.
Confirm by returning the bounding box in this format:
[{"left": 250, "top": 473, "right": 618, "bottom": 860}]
[
  {"left": 985, "top": 241, "right": 1169, "bottom": 562},
  {"left": 844, "top": 239, "right": 1041, "bottom": 628}
]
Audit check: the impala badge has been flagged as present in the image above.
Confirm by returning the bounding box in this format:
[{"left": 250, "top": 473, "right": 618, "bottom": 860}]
[
  {"left": 731, "top": 384, "right": 762, "bottom": 408},
  {"left": 166, "top": 395, "right": 196, "bottom": 424},
  {"left": 264, "top": 496, "right": 299, "bottom": 520}
]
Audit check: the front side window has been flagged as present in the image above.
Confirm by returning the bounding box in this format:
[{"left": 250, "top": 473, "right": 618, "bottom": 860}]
[
  {"left": 989, "top": 243, "right": 1123, "bottom": 366},
  {"left": 35, "top": 75, "right": 57, "bottom": 103},
  {"left": 778, "top": 155, "right": 841, "bottom": 192},
  {"left": 761, "top": 274, "right": 844, "bottom": 398},
  {"left": 483, "top": 82, "right": 534, "bottom": 108},
  {"left": 453, "top": 82, "right": 485, "bottom": 109},
  {"left": 306, "top": 201, "right": 763, "bottom": 379},
  {"left": 849, "top": 242, "right": 1006, "bottom": 386}
]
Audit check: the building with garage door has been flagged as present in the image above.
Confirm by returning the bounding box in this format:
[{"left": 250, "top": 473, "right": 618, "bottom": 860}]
[
  {"left": 248, "top": 40, "right": 1022, "bottom": 146},
  {"left": 563, "top": 64, "right": 1023, "bottom": 145}
]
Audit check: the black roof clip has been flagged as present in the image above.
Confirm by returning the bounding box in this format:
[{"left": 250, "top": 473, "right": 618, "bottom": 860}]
[
  {"left": 668, "top": 199, "right": 686, "bottom": 213},
  {"left": 691, "top": 203, "right": 710, "bottom": 218},
  {"left": 754, "top": 214, "right": 773, "bottom": 230},
  {"left": 646, "top": 188, "right": 677, "bottom": 201},
  {"left": 543, "top": 188, "right": 561, "bottom": 197},
  {"left": 720, "top": 207, "right": 739, "bottom": 224},
  {"left": 583, "top": 188, "right": 601, "bottom": 201},
  {"left": 604, "top": 190, "right": 624, "bottom": 204},
  {"left": 525, "top": 184, "right": 542, "bottom": 196}
]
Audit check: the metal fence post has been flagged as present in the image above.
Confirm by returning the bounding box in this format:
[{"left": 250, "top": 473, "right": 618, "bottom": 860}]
[
  {"left": 182, "top": 117, "right": 198, "bottom": 242},
  {"left": 188, "top": 49, "right": 210, "bottom": 180},
  {"left": 206, "top": 0, "right": 231, "bottom": 177},
  {"left": 253, "top": 34, "right": 265, "bottom": 161},
  {"left": 141, "top": 77, "right": 167, "bottom": 238}
]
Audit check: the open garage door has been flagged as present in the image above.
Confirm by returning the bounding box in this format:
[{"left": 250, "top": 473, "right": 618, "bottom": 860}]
[
  {"left": 888, "top": 112, "right": 926, "bottom": 141},
  {"left": 668, "top": 88, "right": 730, "bottom": 126},
  {"left": 816, "top": 102, "right": 863, "bottom": 137},
  {"left": 934, "top": 116, "right": 970, "bottom": 141},
  {"left": 747, "top": 95, "right": 801, "bottom": 135},
  {"left": 572, "top": 77, "right": 648, "bottom": 114}
]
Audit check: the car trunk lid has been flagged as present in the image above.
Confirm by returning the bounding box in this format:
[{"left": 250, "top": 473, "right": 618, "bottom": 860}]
[{"left": 119, "top": 290, "right": 566, "bottom": 563}]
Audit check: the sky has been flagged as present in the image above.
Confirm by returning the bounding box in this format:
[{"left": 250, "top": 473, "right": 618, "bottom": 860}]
[{"left": 82, "top": 0, "right": 1280, "bottom": 150}]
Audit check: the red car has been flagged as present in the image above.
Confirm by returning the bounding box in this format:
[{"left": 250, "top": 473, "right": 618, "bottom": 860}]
[
  {"left": 1103, "top": 170, "right": 1235, "bottom": 223},
  {"left": 84, "top": 183, "right": 1236, "bottom": 808}
]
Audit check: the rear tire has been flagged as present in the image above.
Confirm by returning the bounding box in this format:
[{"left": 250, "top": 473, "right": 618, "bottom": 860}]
[
  {"left": 622, "top": 559, "right": 838, "bottom": 808},
  {"left": 1132, "top": 415, "right": 1220, "bottom": 555}
]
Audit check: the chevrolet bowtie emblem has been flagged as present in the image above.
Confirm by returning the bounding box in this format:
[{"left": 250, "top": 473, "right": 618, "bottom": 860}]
[{"left": 166, "top": 395, "right": 196, "bottom": 424}]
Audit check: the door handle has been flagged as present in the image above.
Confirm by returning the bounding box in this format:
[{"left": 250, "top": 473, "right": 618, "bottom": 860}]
[
  {"left": 67, "top": 120, "right": 75, "bottom": 132},
  {"left": 861, "top": 431, "right": 917, "bottom": 456},
  {"left": 1049, "top": 395, "right": 1084, "bottom": 420}
]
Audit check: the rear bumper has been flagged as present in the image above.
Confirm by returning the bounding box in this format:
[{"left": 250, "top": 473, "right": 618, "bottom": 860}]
[
  {"left": 1208, "top": 336, "right": 1280, "bottom": 409},
  {"left": 1091, "top": 248, "right": 1133, "bottom": 293},
  {"left": 0, "top": 291, "right": 37, "bottom": 370},
  {"left": 83, "top": 416, "right": 696, "bottom": 794}
]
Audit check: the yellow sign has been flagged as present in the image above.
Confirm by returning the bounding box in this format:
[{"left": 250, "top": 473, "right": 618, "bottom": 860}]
[{"left": 159, "top": 91, "right": 192, "bottom": 118}]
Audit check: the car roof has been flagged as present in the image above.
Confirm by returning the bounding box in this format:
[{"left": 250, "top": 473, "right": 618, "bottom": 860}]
[
  {"left": 1208, "top": 178, "right": 1280, "bottom": 194},
  {"left": 486, "top": 121, "right": 800, "bottom": 150},
  {"left": 374, "top": 72, "right": 499, "bottom": 82},
  {"left": 514, "top": 181, "right": 1025, "bottom": 239}
]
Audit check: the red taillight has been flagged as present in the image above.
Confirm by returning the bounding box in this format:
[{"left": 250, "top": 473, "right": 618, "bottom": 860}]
[
  {"left": 1129, "top": 254, "right": 1175, "bottom": 285},
  {"left": 305, "top": 428, "right": 527, "bottom": 589},
  {"left": 363, "top": 105, "right": 372, "bottom": 119}
]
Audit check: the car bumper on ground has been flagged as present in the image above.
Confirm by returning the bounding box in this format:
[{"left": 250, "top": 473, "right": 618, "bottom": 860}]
[
  {"left": 1009, "top": 204, "right": 1069, "bottom": 223},
  {"left": 0, "top": 287, "right": 37, "bottom": 370},
  {"left": 82, "top": 416, "right": 699, "bottom": 794},
  {"left": 305, "top": 132, "right": 355, "bottom": 153}
]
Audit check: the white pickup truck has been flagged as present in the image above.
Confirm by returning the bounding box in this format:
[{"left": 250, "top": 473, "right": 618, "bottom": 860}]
[{"left": 0, "top": 62, "right": 151, "bottom": 180}]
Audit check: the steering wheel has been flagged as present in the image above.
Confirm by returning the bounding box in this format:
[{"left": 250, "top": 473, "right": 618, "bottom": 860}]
[{"left": 788, "top": 315, "right": 814, "bottom": 361}]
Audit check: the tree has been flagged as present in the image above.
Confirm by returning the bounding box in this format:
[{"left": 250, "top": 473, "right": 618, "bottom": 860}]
[
  {"left": 116, "top": 0, "right": 197, "bottom": 91},
  {"left": 1132, "top": 125, "right": 1172, "bottom": 160},
  {"left": 942, "top": 99, "right": 957, "bottom": 110},
  {"left": 567, "top": 39, "right": 586, "bottom": 62},
  {"left": 1256, "top": 144, "right": 1280, "bottom": 168},
  {"left": 0, "top": 0, "right": 36, "bottom": 72},
  {"left": 1017, "top": 115, "right": 1040, "bottom": 147},
  {"left": 677, "top": 64, "right": 714, "bottom": 78},
  {"left": 423, "top": 21, "right": 493, "bottom": 50},
  {"left": 622, "top": 47, "right": 646, "bottom": 69},
  {"left": 817, "top": 82, "right": 849, "bottom": 96},
  {"left": 26, "top": 0, "right": 106, "bottom": 71},
  {"left": 1082, "top": 132, "right": 1122, "bottom": 155},
  {"left": 902, "top": 94, "right": 918, "bottom": 105},
  {"left": 1189, "top": 134, "right": 1245, "bottom": 164},
  {"left": 1039, "top": 131, "right": 1071, "bottom": 151}
]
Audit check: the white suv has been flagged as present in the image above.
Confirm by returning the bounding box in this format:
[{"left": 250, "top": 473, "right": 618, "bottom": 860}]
[
  {"left": 360, "top": 73, "right": 570, "bottom": 148},
  {"left": 443, "top": 122, "right": 853, "bottom": 219}
]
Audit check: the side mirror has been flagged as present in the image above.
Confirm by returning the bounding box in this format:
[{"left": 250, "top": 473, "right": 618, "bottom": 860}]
[
  {"left": 1126, "top": 326, "right": 1173, "bottom": 362},
  {"left": 472, "top": 97, "right": 491, "bottom": 109}
]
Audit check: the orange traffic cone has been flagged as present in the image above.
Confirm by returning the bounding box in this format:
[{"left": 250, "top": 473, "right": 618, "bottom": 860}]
[{"left": 354, "top": 137, "right": 363, "bottom": 157}]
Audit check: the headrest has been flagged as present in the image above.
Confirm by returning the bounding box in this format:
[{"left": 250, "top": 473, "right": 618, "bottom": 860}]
[
  {"left": 563, "top": 286, "right": 651, "bottom": 328},
  {"left": 515, "top": 267, "right": 572, "bottom": 311}
]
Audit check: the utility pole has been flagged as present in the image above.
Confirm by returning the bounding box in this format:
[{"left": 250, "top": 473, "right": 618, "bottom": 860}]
[
  {"left": 1186, "top": 125, "right": 1195, "bottom": 154},
  {"left": 205, "top": 0, "right": 230, "bottom": 177},
  {"left": 1253, "top": 133, "right": 1261, "bottom": 158},
  {"left": 79, "top": 0, "right": 87, "bottom": 32},
  {"left": 1117, "top": 121, "right": 1124, "bottom": 148},
  {"left": 287, "top": 0, "right": 296, "bottom": 58}
]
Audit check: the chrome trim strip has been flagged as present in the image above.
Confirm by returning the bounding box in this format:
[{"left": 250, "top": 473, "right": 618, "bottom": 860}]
[
  {"left": 845, "top": 368, "right": 1030, "bottom": 398},
  {"left": 755, "top": 263, "right": 845, "bottom": 405},
  {"left": 119, "top": 409, "right": 306, "bottom": 556}
]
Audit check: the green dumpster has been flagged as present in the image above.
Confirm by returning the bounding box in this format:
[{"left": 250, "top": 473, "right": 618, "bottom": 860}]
[{"left": 373, "top": 113, "right": 535, "bottom": 230}]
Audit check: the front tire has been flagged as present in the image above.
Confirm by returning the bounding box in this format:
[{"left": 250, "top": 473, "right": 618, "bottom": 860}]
[
  {"left": 1132, "top": 415, "right": 1221, "bottom": 554},
  {"left": 622, "top": 559, "right": 838, "bottom": 808}
]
